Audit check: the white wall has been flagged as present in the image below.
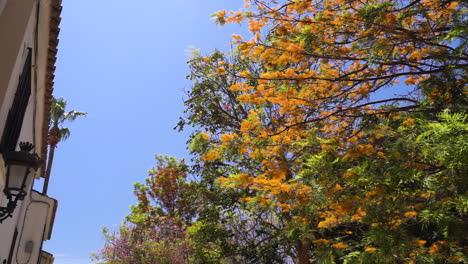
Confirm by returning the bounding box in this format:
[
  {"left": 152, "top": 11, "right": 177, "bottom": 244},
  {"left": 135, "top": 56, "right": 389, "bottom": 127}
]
[
  {"left": 0, "top": 1, "right": 51, "bottom": 262},
  {"left": 0, "top": 176, "right": 35, "bottom": 264},
  {"left": 0, "top": 7, "right": 37, "bottom": 149},
  {"left": 13, "top": 191, "right": 56, "bottom": 264},
  {"left": 0, "top": 0, "right": 35, "bottom": 115}
]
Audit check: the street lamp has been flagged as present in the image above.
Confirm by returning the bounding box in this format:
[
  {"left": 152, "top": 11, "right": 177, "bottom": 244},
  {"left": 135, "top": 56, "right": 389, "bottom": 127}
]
[{"left": 0, "top": 142, "right": 41, "bottom": 223}]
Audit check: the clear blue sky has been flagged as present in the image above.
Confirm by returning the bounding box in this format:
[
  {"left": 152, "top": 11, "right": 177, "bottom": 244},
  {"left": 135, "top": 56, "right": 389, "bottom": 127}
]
[{"left": 41, "top": 1, "right": 245, "bottom": 263}]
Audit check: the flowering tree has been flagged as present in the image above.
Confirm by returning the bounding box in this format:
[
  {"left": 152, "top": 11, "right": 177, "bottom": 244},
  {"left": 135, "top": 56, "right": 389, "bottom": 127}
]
[
  {"left": 93, "top": 157, "right": 194, "bottom": 264},
  {"left": 96, "top": 0, "right": 467, "bottom": 263},
  {"left": 95, "top": 217, "right": 191, "bottom": 264},
  {"left": 178, "top": 0, "right": 467, "bottom": 263}
]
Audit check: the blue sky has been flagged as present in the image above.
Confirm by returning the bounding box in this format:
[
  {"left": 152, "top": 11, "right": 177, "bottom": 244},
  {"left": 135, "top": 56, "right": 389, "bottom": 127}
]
[{"left": 40, "top": 1, "right": 245, "bottom": 263}]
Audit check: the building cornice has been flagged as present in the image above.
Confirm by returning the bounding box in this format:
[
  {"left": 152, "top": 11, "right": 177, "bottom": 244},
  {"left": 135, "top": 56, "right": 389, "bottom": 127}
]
[{"left": 40, "top": 0, "right": 62, "bottom": 178}]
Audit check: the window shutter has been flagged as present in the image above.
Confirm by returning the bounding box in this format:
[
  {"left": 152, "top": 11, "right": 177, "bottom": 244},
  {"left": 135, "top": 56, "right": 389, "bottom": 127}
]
[{"left": 0, "top": 48, "right": 33, "bottom": 152}]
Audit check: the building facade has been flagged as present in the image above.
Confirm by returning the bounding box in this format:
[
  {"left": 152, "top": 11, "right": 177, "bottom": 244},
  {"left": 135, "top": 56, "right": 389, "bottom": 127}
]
[{"left": 0, "top": 0, "right": 62, "bottom": 263}]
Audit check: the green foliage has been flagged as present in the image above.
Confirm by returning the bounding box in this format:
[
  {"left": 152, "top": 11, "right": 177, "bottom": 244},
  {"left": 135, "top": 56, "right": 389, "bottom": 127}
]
[
  {"left": 49, "top": 96, "right": 87, "bottom": 141},
  {"left": 97, "top": 0, "right": 468, "bottom": 262}
]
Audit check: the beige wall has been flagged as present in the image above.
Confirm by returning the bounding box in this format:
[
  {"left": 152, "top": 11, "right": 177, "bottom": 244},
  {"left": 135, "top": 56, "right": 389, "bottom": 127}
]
[
  {"left": 33, "top": 0, "right": 52, "bottom": 161},
  {"left": 13, "top": 191, "right": 56, "bottom": 264},
  {"left": 0, "top": 175, "right": 35, "bottom": 263},
  {"left": 0, "top": 0, "right": 35, "bottom": 111},
  {"left": 0, "top": 9, "right": 37, "bottom": 260},
  {"left": 0, "top": 0, "right": 49, "bottom": 170},
  {"left": 0, "top": 1, "right": 54, "bottom": 262}
]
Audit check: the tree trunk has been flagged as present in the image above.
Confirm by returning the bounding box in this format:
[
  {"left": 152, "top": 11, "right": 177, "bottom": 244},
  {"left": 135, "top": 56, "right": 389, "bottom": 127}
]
[
  {"left": 42, "top": 143, "right": 56, "bottom": 195},
  {"left": 297, "top": 239, "right": 312, "bottom": 264}
]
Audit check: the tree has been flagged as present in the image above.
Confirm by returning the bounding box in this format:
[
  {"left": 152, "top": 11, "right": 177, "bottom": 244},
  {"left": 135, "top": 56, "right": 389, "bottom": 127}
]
[
  {"left": 179, "top": 51, "right": 298, "bottom": 263},
  {"left": 96, "top": 0, "right": 466, "bottom": 262},
  {"left": 94, "top": 217, "right": 192, "bottom": 264},
  {"left": 43, "top": 96, "right": 86, "bottom": 194},
  {"left": 177, "top": 0, "right": 467, "bottom": 263},
  {"left": 130, "top": 155, "right": 197, "bottom": 224},
  {"left": 94, "top": 156, "right": 195, "bottom": 264}
]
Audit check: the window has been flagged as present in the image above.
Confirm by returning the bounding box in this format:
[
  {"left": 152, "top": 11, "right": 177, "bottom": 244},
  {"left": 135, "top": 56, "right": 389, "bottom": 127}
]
[
  {"left": 0, "top": 0, "right": 6, "bottom": 17},
  {"left": 0, "top": 48, "right": 32, "bottom": 152}
]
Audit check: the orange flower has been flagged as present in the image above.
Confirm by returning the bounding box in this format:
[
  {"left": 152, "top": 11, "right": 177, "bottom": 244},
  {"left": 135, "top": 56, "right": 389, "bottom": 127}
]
[
  {"left": 405, "top": 77, "right": 417, "bottom": 85},
  {"left": 428, "top": 243, "right": 440, "bottom": 254},
  {"left": 203, "top": 150, "right": 220, "bottom": 162},
  {"left": 332, "top": 242, "right": 348, "bottom": 249},
  {"left": 231, "top": 34, "right": 243, "bottom": 41},
  {"left": 199, "top": 132, "right": 210, "bottom": 140},
  {"left": 365, "top": 247, "right": 377, "bottom": 253},
  {"left": 351, "top": 207, "right": 366, "bottom": 222},
  {"left": 404, "top": 211, "right": 418, "bottom": 218},
  {"left": 318, "top": 216, "right": 338, "bottom": 228},
  {"left": 216, "top": 10, "right": 226, "bottom": 20},
  {"left": 218, "top": 177, "right": 228, "bottom": 184},
  {"left": 313, "top": 239, "right": 331, "bottom": 245},
  {"left": 217, "top": 67, "right": 226, "bottom": 75},
  {"left": 413, "top": 240, "right": 426, "bottom": 247},
  {"left": 332, "top": 184, "right": 343, "bottom": 192},
  {"left": 242, "top": 196, "right": 253, "bottom": 202},
  {"left": 386, "top": 13, "right": 398, "bottom": 25},
  {"left": 403, "top": 118, "right": 414, "bottom": 125},
  {"left": 408, "top": 50, "right": 422, "bottom": 61},
  {"left": 220, "top": 133, "right": 235, "bottom": 142},
  {"left": 377, "top": 151, "right": 386, "bottom": 158}
]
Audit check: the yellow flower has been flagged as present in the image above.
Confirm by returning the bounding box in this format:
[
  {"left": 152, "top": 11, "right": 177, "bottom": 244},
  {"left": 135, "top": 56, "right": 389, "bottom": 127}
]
[{"left": 365, "top": 247, "right": 377, "bottom": 253}]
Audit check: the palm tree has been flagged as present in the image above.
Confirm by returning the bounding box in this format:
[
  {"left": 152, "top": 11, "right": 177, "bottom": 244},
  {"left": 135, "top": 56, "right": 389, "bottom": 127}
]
[{"left": 43, "top": 97, "right": 86, "bottom": 194}]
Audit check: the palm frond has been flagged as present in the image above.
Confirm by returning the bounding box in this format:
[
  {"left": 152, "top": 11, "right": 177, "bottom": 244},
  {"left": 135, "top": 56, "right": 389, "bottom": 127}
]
[
  {"left": 63, "top": 110, "right": 87, "bottom": 122},
  {"left": 51, "top": 97, "right": 66, "bottom": 124},
  {"left": 60, "top": 127, "right": 71, "bottom": 141},
  {"left": 49, "top": 96, "right": 86, "bottom": 143}
]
